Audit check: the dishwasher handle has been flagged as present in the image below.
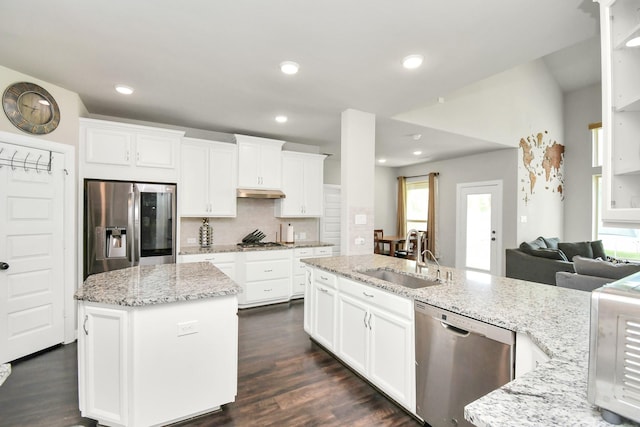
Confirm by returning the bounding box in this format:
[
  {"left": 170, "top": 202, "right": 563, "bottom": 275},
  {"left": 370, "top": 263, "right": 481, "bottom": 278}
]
[{"left": 440, "top": 321, "right": 470, "bottom": 337}]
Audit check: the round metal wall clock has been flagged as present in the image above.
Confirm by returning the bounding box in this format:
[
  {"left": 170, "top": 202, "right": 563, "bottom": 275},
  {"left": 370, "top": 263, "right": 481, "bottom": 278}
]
[{"left": 2, "top": 82, "right": 61, "bottom": 134}]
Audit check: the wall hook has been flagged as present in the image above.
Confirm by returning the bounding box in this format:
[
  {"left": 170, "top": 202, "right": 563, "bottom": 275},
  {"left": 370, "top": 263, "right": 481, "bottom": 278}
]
[
  {"left": 35, "top": 155, "right": 42, "bottom": 173},
  {"left": 10, "top": 151, "right": 17, "bottom": 171},
  {"left": 23, "top": 153, "right": 30, "bottom": 172}
]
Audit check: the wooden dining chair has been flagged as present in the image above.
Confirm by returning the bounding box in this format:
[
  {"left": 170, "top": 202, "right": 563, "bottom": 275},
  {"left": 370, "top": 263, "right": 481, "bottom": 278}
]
[
  {"left": 395, "top": 233, "right": 418, "bottom": 259},
  {"left": 374, "top": 229, "right": 385, "bottom": 254}
]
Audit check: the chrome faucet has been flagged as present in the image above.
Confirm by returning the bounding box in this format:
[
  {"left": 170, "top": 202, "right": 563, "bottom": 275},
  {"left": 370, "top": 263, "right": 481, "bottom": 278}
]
[
  {"left": 422, "top": 248, "right": 442, "bottom": 282},
  {"left": 405, "top": 229, "right": 427, "bottom": 274}
]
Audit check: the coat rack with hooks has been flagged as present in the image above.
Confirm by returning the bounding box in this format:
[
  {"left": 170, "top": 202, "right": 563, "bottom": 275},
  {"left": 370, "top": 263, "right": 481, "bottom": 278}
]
[{"left": 0, "top": 147, "right": 52, "bottom": 173}]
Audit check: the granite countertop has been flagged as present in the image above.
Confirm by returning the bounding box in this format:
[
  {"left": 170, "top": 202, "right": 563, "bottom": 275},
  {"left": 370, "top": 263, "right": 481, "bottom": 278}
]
[
  {"left": 0, "top": 364, "right": 10, "bottom": 386},
  {"left": 301, "top": 254, "right": 633, "bottom": 427},
  {"left": 179, "top": 241, "right": 333, "bottom": 255},
  {"left": 75, "top": 262, "right": 241, "bottom": 307}
]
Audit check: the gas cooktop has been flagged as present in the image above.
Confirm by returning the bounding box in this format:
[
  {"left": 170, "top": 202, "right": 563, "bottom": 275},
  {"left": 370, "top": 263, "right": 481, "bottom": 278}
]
[{"left": 236, "top": 241, "right": 285, "bottom": 249}]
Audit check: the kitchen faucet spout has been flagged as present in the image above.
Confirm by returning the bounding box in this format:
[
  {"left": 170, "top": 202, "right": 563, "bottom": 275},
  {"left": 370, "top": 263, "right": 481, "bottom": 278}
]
[
  {"left": 406, "top": 229, "right": 427, "bottom": 274},
  {"left": 422, "top": 249, "right": 442, "bottom": 282}
]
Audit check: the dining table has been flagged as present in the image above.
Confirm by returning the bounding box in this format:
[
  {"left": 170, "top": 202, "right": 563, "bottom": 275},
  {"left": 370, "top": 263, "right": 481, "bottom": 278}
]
[{"left": 376, "top": 235, "right": 406, "bottom": 257}]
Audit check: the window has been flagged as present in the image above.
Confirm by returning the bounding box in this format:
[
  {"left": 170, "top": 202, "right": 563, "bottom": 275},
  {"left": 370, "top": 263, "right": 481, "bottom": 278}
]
[
  {"left": 591, "top": 124, "right": 640, "bottom": 261},
  {"left": 406, "top": 180, "right": 428, "bottom": 232}
]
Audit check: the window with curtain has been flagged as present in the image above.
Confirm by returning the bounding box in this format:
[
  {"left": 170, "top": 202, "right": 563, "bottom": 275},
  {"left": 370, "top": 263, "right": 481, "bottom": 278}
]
[{"left": 406, "top": 180, "right": 428, "bottom": 232}]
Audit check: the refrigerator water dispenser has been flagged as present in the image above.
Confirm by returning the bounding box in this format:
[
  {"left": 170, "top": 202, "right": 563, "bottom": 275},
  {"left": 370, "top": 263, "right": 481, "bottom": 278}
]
[{"left": 106, "top": 227, "right": 127, "bottom": 258}]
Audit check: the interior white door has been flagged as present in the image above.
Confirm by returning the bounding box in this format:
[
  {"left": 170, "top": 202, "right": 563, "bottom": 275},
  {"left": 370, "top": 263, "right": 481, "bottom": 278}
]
[
  {"left": 320, "top": 185, "right": 341, "bottom": 256},
  {"left": 455, "top": 181, "right": 502, "bottom": 275},
  {"left": 0, "top": 142, "right": 65, "bottom": 363}
]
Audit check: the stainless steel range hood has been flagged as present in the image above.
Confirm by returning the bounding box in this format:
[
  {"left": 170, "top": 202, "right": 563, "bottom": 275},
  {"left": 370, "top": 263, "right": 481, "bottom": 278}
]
[{"left": 236, "top": 188, "right": 286, "bottom": 199}]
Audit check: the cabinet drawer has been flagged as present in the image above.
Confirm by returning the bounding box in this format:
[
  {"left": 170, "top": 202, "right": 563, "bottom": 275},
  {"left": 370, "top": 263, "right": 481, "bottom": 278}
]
[
  {"left": 245, "top": 279, "right": 290, "bottom": 302},
  {"left": 314, "top": 270, "right": 337, "bottom": 288},
  {"left": 338, "top": 277, "right": 412, "bottom": 319},
  {"left": 294, "top": 248, "right": 315, "bottom": 258},
  {"left": 246, "top": 259, "right": 290, "bottom": 281},
  {"left": 315, "top": 247, "right": 332, "bottom": 256},
  {"left": 244, "top": 249, "right": 290, "bottom": 262},
  {"left": 179, "top": 252, "right": 236, "bottom": 264},
  {"left": 292, "top": 274, "right": 306, "bottom": 296}
]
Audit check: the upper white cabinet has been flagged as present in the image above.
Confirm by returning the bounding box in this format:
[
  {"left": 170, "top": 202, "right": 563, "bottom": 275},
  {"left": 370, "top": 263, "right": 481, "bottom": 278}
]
[
  {"left": 181, "top": 138, "right": 237, "bottom": 217},
  {"left": 275, "top": 151, "right": 326, "bottom": 217},
  {"left": 80, "top": 118, "right": 184, "bottom": 183},
  {"left": 598, "top": 0, "right": 640, "bottom": 225},
  {"left": 235, "top": 134, "right": 284, "bottom": 190}
]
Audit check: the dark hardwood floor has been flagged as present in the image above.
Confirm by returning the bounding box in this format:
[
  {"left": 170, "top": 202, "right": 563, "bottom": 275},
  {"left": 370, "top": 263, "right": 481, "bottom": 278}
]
[{"left": 0, "top": 300, "right": 421, "bottom": 427}]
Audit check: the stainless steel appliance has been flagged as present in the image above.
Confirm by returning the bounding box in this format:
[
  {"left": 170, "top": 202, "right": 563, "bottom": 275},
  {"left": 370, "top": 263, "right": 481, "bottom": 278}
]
[
  {"left": 84, "top": 179, "right": 176, "bottom": 279},
  {"left": 588, "top": 272, "right": 640, "bottom": 425},
  {"left": 415, "top": 301, "right": 514, "bottom": 427}
]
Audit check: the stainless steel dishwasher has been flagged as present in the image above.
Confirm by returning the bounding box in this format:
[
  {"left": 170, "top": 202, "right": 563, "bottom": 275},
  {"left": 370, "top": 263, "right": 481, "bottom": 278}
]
[{"left": 415, "top": 301, "right": 514, "bottom": 427}]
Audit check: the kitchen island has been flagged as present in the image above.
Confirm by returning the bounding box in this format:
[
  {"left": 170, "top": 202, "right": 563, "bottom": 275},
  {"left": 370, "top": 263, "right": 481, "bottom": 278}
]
[
  {"left": 75, "top": 262, "right": 241, "bottom": 427},
  {"left": 301, "top": 254, "right": 635, "bottom": 427}
]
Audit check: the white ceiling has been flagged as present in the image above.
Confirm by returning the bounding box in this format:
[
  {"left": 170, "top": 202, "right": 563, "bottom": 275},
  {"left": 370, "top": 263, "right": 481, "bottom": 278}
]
[{"left": 0, "top": 0, "right": 600, "bottom": 166}]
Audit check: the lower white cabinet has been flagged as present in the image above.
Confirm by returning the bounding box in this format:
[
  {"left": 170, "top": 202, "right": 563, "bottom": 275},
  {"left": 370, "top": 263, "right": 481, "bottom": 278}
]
[
  {"left": 77, "top": 296, "right": 238, "bottom": 427},
  {"left": 237, "top": 249, "right": 292, "bottom": 308},
  {"left": 177, "top": 252, "right": 237, "bottom": 281},
  {"left": 292, "top": 246, "right": 332, "bottom": 298},
  {"left": 305, "top": 268, "right": 415, "bottom": 412},
  {"left": 515, "top": 332, "right": 550, "bottom": 378}
]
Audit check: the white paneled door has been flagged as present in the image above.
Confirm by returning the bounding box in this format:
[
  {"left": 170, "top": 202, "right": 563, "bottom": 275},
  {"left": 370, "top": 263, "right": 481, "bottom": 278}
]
[
  {"left": 320, "top": 185, "right": 341, "bottom": 255},
  {"left": 0, "top": 142, "right": 65, "bottom": 363}
]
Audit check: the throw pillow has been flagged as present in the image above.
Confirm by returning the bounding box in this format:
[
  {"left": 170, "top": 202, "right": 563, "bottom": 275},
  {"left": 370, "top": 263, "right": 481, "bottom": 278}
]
[
  {"left": 530, "top": 248, "right": 568, "bottom": 261},
  {"left": 519, "top": 236, "right": 548, "bottom": 253},
  {"left": 558, "top": 241, "right": 594, "bottom": 260},
  {"left": 542, "top": 237, "right": 560, "bottom": 249},
  {"left": 590, "top": 240, "right": 607, "bottom": 260},
  {"left": 573, "top": 256, "right": 640, "bottom": 280}
]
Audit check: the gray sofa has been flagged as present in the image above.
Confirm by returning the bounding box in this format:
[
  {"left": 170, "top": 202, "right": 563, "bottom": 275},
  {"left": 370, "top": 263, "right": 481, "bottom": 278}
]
[{"left": 556, "top": 256, "right": 640, "bottom": 292}]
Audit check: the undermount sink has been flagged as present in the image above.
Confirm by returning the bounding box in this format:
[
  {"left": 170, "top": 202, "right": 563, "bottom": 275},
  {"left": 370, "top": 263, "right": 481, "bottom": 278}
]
[{"left": 360, "top": 268, "right": 441, "bottom": 289}]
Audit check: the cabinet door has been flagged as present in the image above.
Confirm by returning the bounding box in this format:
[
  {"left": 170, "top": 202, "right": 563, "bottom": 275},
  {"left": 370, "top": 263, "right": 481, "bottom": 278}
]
[
  {"left": 302, "top": 156, "right": 324, "bottom": 216},
  {"left": 337, "top": 293, "right": 369, "bottom": 375},
  {"left": 259, "top": 144, "right": 283, "bottom": 189},
  {"left": 279, "top": 154, "right": 305, "bottom": 215},
  {"left": 368, "top": 306, "right": 414, "bottom": 409},
  {"left": 237, "top": 142, "right": 261, "bottom": 188},
  {"left": 313, "top": 282, "right": 336, "bottom": 351},
  {"left": 180, "top": 142, "right": 210, "bottom": 216},
  {"left": 209, "top": 143, "right": 237, "bottom": 216},
  {"left": 303, "top": 268, "right": 313, "bottom": 334},
  {"left": 135, "top": 133, "right": 177, "bottom": 169},
  {"left": 84, "top": 127, "right": 132, "bottom": 166},
  {"left": 78, "top": 304, "right": 128, "bottom": 425}
]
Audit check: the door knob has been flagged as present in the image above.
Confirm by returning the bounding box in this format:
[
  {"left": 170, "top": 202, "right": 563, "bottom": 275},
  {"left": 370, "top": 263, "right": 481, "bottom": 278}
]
[{"left": 0, "top": 262, "right": 9, "bottom": 270}]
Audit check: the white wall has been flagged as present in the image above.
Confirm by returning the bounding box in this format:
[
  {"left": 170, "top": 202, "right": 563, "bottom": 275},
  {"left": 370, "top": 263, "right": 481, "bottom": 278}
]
[
  {"left": 396, "top": 149, "right": 518, "bottom": 270},
  {"left": 374, "top": 166, "right": 398, "bottom": 235},
  {"left": 0, "top": 65, "right": 87, "bottom": 148},
  {"left": 324, "top": 157, "right": 341, "bottom": 185},
  {"left": 563, "top": 83, "right": 601, "bottom": 241}
]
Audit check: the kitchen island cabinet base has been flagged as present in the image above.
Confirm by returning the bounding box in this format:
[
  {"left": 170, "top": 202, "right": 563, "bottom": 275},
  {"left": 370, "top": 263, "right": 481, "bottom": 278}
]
[{"left": 78, "top": 296, "right": 238, "bottom": 427}]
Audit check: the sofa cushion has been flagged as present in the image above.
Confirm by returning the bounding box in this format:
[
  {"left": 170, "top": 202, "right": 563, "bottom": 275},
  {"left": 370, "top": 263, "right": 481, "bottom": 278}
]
[
  {"left": 558, "top": 241, "right": 593, "bottom": 260},
  {"left": 529, "top": 248, "right": 568, "bottom": 261},
  {"left": 542, "top": 237, "right": 560, "bottom": 250},
  {"left": 519, "top": 236, "right": 548, "bottom": 253},
  {"left": 590, "top": 240, "right": 607, "bottom": 260},
  {"left": 573, "top": 256, "right": 640, "bottom": 280}
]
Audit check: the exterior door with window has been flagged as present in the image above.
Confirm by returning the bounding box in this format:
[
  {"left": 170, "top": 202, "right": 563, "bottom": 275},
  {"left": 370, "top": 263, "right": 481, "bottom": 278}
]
[{"left": 455, "top": 181, "right": 502, "bottom": 275}]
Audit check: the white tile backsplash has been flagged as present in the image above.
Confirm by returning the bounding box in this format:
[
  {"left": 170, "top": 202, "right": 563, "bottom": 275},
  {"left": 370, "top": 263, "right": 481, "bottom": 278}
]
[{"left": 180, "top": 198, "right": 319, "bottom": 247}]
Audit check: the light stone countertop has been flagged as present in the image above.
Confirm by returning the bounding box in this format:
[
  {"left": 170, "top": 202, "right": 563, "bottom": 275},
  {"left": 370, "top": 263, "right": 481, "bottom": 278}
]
[
  {"left": 301, "top": 254, "right": 637, "bottom": 427},
  {"left": 0, "top": 364, "right": 10, "bottom": 386},
  {"left": 75, "top": 262, "right": 241, "bottom": 307},
  {"left": 179, "top": 241, "right": 333, "bottom": 256}
]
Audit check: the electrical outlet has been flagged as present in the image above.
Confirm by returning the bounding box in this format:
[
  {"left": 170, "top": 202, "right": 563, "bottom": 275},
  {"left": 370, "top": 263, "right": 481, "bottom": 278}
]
[
  {"left": 177, "top": 320, "right": 199, "bottom": 336},
  {"left": 355, "top": 237, "right": 365, "bottom": 245},
  {"left": 187, "top": 237, "right": 197, "bottom": 244}
]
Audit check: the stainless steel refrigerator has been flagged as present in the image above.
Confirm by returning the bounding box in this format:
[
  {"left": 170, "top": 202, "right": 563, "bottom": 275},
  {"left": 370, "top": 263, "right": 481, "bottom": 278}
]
[{"left": 84, "top": 179, "right": 176, "bottom": 279}]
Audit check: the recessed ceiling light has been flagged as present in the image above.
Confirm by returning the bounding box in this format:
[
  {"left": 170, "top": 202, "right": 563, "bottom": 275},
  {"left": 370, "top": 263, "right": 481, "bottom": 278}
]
[
  {"left": 626, "top": 37, "right": 640, "bottom": 47},
  {"left": 413, "top": 151, "right": 422, "bottom": 155},
  {"left": 275, "top": 115, "right": 288, "bottom": 123},
  {"left": 402, "top": 54, "right": 424, "bottom": 69},
  {"left": 115, "top": 85, "right": 134, "bottom": 95},
  {"left": 280, "top": 61, "right": 299, "bottom": 75},
  {"left": 378, "top": 158, "right": 387, "bottom": 163}
]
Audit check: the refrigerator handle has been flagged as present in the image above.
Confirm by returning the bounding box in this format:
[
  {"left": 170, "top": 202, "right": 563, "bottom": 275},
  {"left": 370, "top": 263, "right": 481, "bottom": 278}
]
[{"left": 132, "top": 184, "right": 141, "bottom": 266}]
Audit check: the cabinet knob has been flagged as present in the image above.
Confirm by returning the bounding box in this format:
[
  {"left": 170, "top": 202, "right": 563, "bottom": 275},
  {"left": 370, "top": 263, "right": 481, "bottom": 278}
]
[{"left": 0, "top": 262, "right": 9, "bottom": 270}]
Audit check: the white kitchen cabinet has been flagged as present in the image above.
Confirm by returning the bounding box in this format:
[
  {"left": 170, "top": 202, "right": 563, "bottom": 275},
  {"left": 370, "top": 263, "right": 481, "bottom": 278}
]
[
  {"left": 275, "top": 151, "right": 326, "bottom": 217},
  {"left": 78, "top": 304, "right": 129, "bottom": 426},
  {"left": 515, "top": 332, "right": 550, "bottom": 378},
  {"left": 292, "top": 246, "right": 333, "bottom": 298},
  {"left": 177, "top": 252, "right": 237, "bottom": 281},
  {"left": 312, "top": 271, "right": 337, "bottom": 351},
  {"left": 303, "top": 267, "right": 313, "bottom": 334},
  {"left": 236, "top": 134, "right": 284, "bottom": 190},
  {"left": 237, "top": 249, "right": 291, "bottom": 308},
  {"left": 181, "top": 138, "right": 237, "bottom": 217},
  {"left": 78, "top": 297, "right": 238, "bottom": 427},
  {"left": 80, "top": 118, "right": 183, "bottom": 183},
  {"left": 597, "top": 0, "right": 640, "bottom": 225},
  {"left": 336, "top": 277, "right": 414, "bottom": 411}
]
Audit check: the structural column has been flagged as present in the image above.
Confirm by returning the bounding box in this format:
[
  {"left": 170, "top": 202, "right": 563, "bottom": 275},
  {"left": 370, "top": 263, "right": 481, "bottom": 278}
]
[{"left": 340, "top": 109, "right": 375, "bottom": 255}]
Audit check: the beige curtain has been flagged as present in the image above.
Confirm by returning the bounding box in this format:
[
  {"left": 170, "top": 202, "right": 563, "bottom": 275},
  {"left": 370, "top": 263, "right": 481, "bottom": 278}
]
[
  {"left": 396, "top": 176, "right": 407, "bottom": 238},
  {"left": 426, "top": 173, "right": 438, "bottom": 255}
]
